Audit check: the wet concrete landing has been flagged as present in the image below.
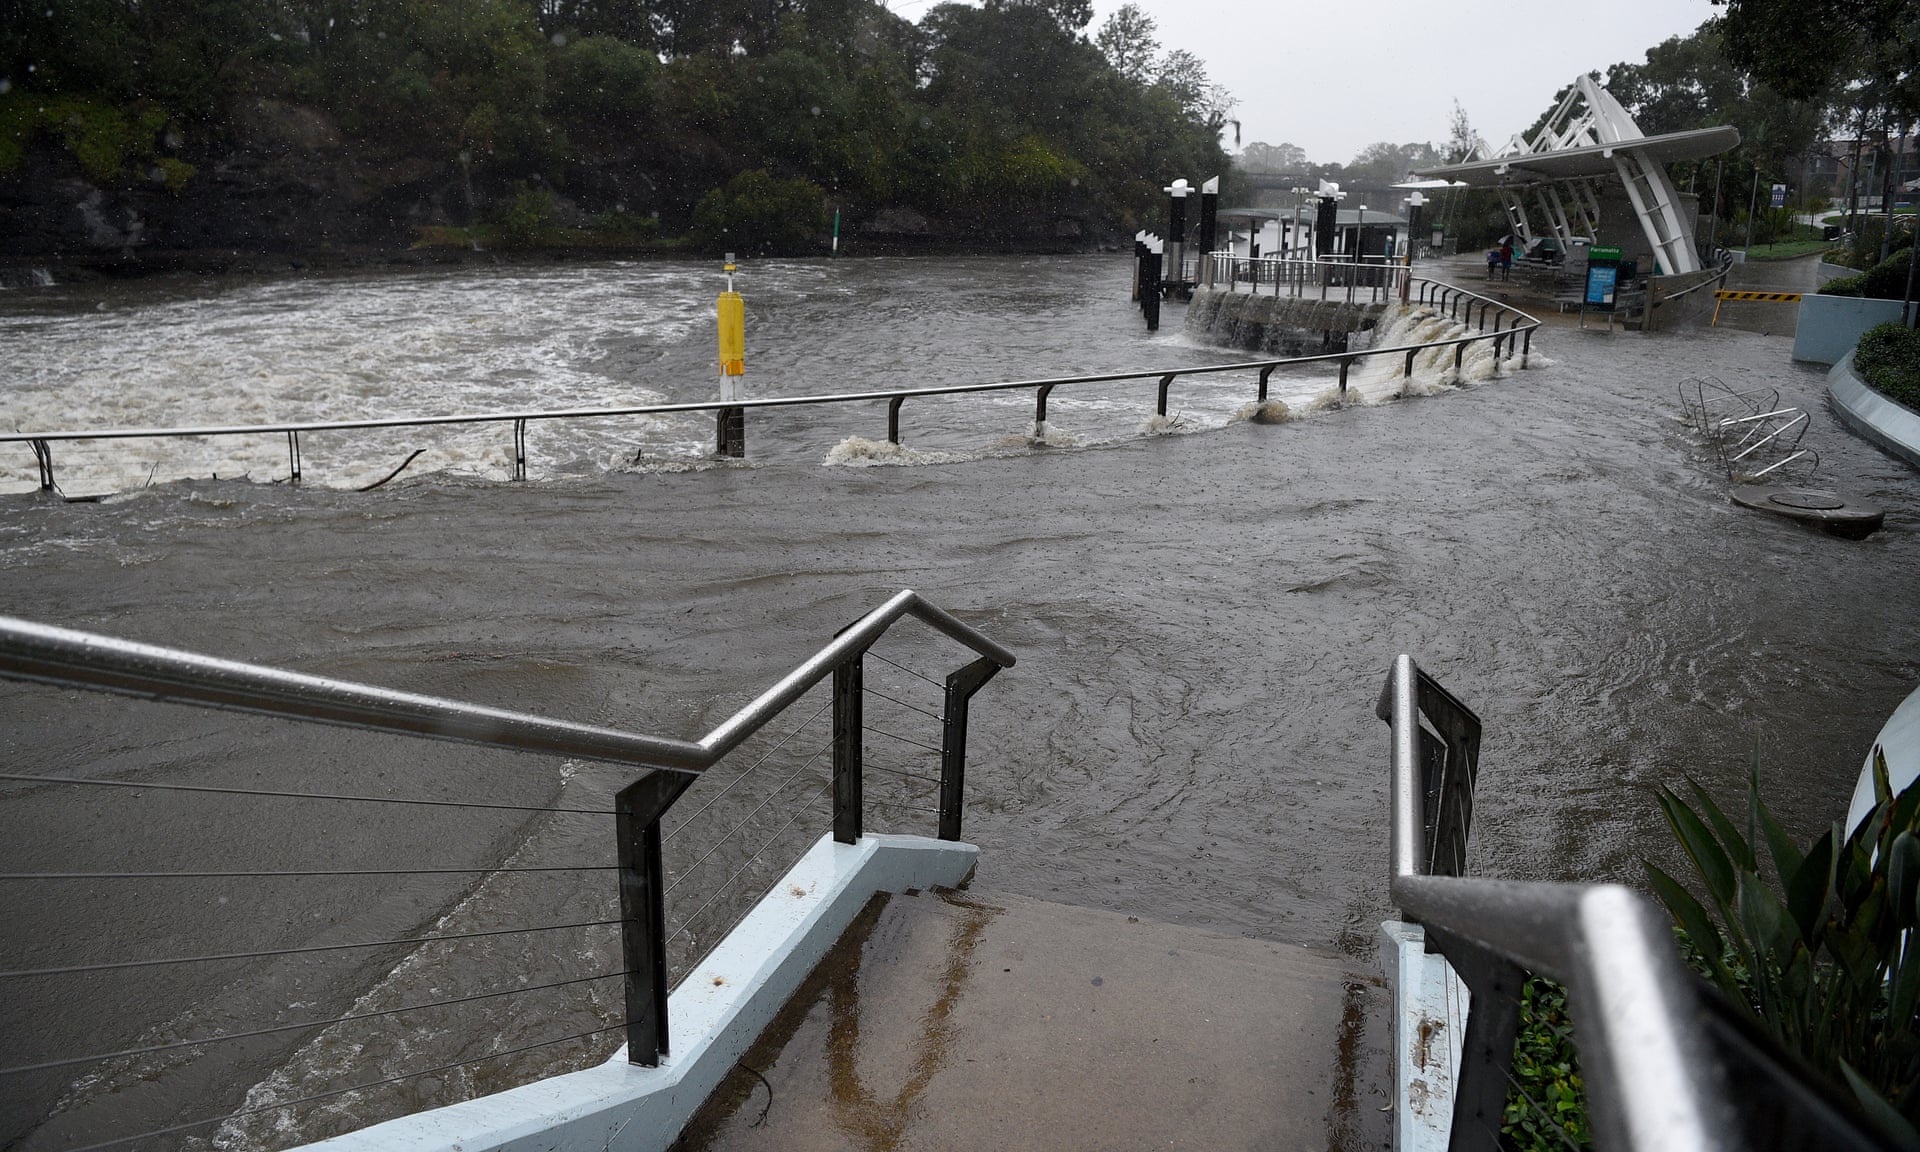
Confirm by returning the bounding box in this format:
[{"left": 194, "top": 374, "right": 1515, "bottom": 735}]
[{"left": 673, "top": 888, "right": 1390, "bottom": 1152}]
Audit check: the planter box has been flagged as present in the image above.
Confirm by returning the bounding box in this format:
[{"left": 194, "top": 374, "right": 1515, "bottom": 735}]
[
  {"left": 1817, "top": 260, "right": 1856, "bottom": 285},
  {"left": 1829, "top": 352, "right": 1920, "bottom": 471},
  {"left": 1792, "top": 294, "right": 1910, "bottom": 364}
]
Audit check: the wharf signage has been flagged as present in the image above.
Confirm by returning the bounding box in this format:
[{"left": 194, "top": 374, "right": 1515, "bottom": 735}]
[{"left": 1584, "top": 246, "right": 1622, "bottom": 311}]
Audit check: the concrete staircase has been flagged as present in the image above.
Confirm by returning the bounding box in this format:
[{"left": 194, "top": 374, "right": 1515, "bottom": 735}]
[{"left": 673, "top": 887, "right": 1391, "bottom": 1152}]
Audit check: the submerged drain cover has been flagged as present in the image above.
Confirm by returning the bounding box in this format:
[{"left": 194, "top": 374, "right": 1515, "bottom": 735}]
[{"left": 1769, "top": 491, "right": 1847, "bottom": 511}]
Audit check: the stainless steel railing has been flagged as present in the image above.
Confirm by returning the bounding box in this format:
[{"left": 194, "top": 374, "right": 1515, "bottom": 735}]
[
  {"left": 0, "top": 590, "right": 1013, "bottom": 1149},
  {"left": 1379, "top": 654, "right": 1884, "bottom": 1150},
  {"left": 2, "top": 278, "right": 1538, "bottom": 493}
]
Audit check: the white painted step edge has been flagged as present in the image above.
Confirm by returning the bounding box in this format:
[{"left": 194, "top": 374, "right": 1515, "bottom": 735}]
[
  {"left": 291, "top": 832, "right": 979, "bottom": 1152},
  {"left": 1380, "top": 920, "right": 1468, "bottom": 1152}
]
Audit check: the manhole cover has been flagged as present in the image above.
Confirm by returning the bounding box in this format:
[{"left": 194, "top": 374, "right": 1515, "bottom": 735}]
[{"left": 1769, "top": 491, "right": 1847, "bottom": 511}]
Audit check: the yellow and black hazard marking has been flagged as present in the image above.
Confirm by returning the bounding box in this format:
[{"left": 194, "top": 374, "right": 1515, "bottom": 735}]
[{"left": 1711, "top": 289, "right": 1802, "bottom": 326}]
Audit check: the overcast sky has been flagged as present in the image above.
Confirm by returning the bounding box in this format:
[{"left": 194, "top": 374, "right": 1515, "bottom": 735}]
[{"left": 1086, "top": 0, "right": 1722, "bottom": 163}]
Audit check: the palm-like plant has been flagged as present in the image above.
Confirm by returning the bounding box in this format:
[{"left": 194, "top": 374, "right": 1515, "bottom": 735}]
[{"left": 1646, "top": 747, "right": 1920, "bottom": 1143}]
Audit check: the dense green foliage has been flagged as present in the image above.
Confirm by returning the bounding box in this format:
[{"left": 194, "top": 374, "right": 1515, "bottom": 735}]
[
  {"left": 1504, "top": 977, "right": 1592, "bottom": 1151},
  {"left": 1645, "top": 752, "right": 1920, "bottom": 1143},
  {"left": 0, "top": 0, "right": 1232, "bottom": 250},
  {"left": 1821, "top": 247, "right": 1915, "bottom": 299},
  {"left": 1855, "top": 323, "right": 1920, "bottom": 409}
]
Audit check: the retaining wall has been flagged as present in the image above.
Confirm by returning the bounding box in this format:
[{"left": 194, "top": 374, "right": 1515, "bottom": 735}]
[{"left": 1829, "top": 351, "right": 1920, "bottom": 471}]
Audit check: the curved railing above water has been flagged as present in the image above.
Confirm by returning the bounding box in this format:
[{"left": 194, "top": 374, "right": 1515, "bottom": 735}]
[
  {"left": 2, "top": 275, "right": 1539, "bottom": 493},
  {"left": 1379, "top": 654, "right": 1884, "bottom": 1151},
  {"left": 0, "top": 588, "right": 1014, "bottom": 1152}
]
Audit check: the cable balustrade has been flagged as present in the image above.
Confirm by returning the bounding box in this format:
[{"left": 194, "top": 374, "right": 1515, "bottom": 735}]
[
  {"left": 1378, "top": 655, "right": 1885, "bottom": 1150},
  {"left": 0, "top": 589, "right": 1013, "bottom": 1151},
  {"left": 3, "top": 277, "right": 1538, "bottom": 493}
]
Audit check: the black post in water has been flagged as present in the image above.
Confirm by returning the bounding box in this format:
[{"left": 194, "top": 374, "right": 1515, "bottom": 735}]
[
  {"left": 1165, "top": 178, "right": 1192, "bottom": 288},
  {"left": 1198, "top": 175, "right": 1220, "bottom": 261},
  {"left": 715, "top": 408, "right": 745, "bottom": 458},
  {"left": 938, "top": 656, "right": 1003, "bottom": 841},
  {"left": 832, "top": 655, "right": 865, "bottom": 844},
  {"left": 1132, "top": 232, "right": 1147, "bottom": 302},
  {"left": 1315, "top": 195, "right": 1338, "bottom": 257},
  {"left": 1143, "top": 247, "right": 1163, "bottom": 331},
  {"left": 615, "top": 771, "right": 697, "bottom": 1067}
]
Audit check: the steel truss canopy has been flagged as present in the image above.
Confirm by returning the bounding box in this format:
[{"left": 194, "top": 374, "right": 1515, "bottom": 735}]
[{"left": 1413, "top": 75, "right": 1739, "bottom": 275}]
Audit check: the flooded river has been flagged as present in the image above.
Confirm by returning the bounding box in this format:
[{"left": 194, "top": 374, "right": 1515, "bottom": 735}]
[{"left": 1, "top": 256, "right": 1916, "bottom": 1150}]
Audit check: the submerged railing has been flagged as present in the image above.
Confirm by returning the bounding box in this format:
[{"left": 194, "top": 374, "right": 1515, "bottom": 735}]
[
  {"left": 1379, "top": 655, "right": 1884, "bottom": 1150},
  {"left": 0, "top": 591, "right": 1012, "bottom": 1149},
  {"left": 1202, "top": 251, "right": 1410, "bottom": 304},
  {"left": 3, "top": 277, "right": 1538, "bottom": 493}
]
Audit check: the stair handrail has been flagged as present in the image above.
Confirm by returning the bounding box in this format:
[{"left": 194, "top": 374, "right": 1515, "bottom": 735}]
[
  {"left": 0, "top": 588, "right": 1012, "bottom": 775},
  {"left": 1379, "top": 654, "right": 1885, "bottom": 1151}
]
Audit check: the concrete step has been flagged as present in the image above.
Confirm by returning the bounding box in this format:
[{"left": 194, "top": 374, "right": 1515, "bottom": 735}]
[{"left": 672, "top": 888, "right": 1390, "bottom": 1152}]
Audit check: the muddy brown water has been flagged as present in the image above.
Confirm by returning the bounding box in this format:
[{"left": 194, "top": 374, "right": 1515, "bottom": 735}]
[{"left": 1, "top": 256, "right": 1916, "bottom": 1149}]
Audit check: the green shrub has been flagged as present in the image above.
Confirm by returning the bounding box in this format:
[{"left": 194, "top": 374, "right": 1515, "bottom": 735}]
[
  {"left": 489, "top": 185, "right": 560, "bottom": 246},
  {"left": 1854, "top": 322, "right": 1920, "bottom": 410},
  {"left": 1504, "top": 977, "right": 1592, "bottom": 1151},
  {"left": 1819, "top": 247, "right": 1914, "bottom": 300},
  {"left": 1645, "top": 750, "right": 1920, "bottom": 1144},
  {"left": 690, "top": 169, "right": 825, "bottom": 254},
  {"left": 547, "top": 36, "right": 656, "bottom": 128},
  {"left": 0, "top": 92, "right": 180, "bottom": 187}
]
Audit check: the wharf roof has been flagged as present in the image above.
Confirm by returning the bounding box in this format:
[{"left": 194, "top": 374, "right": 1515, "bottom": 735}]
[{"left": 1414, "top": 124, "right": 1739, "bottom": 186}]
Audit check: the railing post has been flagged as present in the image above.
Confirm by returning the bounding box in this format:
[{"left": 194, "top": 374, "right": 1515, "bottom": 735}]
[
  {"left": 1426, "top": 929, "right": 1526, "bottom": 1152},
  {"left": 31, "top": 440, "right": 53, "bottom": 492},
  {"left": 1454, "top": 342, "right": 1464, "bottom": 372},
  {"left": 833, "top": 653, "right": 865, "bottom": 844},
  {"left": 1156, "top": 374, "right": 1174, "bottom": 417},
  {"left": 1522, "top": 328, "right": 1531, "bottom": 368},
  {"left": 1034, "top": 384, "right": 1053, "bottom": 429},
  {"left": 1403, "top": 348, "right": 1416, "bottom": 379},
  {"left": 938, "top": 656, "right": 1002, "bottom": 841},
  {"left": 615, "top": 771, "right": 695, "bottom": 1067},
  {"left": 287, "top": 430, "right": 302, "bottom": 485},
  {"left": 1257, "top": 364, "right": 1275, "bottom": 403},
  {"left": 511, "top": 419, "right": 527, "bottom": 482},
  {"left": 887, "top": 396, "right": 904, "bottom": 445},
  {"left": 1338, "top": 357, "right": 1351, "bottom": 396}
]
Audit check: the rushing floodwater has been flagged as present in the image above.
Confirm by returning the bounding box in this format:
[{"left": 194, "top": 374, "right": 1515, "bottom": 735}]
[{"left": 0, "top": 255, "right": 1915, "bottom": 1151}]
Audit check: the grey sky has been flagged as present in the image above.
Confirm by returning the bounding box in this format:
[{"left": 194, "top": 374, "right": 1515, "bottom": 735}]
[{"left": 1088, "top": 0, "right": 1721, "bottom": 163}]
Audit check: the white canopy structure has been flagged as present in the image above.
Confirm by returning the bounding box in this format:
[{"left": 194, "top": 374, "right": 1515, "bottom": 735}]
[{"left": 1415, "top": 75, "right": 1739, "bottom": 275}]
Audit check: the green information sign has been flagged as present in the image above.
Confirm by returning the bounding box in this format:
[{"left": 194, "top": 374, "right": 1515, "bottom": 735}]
[{"left": 1588, "top": 246, "right": 1623, "bottom": 262}]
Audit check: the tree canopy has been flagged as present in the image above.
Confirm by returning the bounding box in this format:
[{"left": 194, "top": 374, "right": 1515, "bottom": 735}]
[{"left": 0, "top": 0, "right": 1234, "bottom": 252}]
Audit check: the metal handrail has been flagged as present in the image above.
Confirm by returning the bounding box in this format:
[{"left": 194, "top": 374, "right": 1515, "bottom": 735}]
[
  {"left": 5, "top": 276, "right": 1539, "bottom": 491},
  {"left": 0, "top": 589, "right": 1013, "bottom": 775},
  {"left": 1379, "top": 654, "right": 1885, "bottom": 1151}
]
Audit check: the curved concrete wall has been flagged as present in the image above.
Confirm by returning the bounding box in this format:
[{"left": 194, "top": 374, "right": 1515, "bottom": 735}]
[
  {"left": 1829, "top": 351, "right": 1920, "bottom": 471},
  {"left": 1793, "top": 295, "right": 1909, "bottom": 364}
]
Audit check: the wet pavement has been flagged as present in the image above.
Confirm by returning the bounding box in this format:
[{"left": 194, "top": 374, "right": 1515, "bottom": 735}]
[{"left": 673, "top": 888, "right": 1388, "bottom": 1152}]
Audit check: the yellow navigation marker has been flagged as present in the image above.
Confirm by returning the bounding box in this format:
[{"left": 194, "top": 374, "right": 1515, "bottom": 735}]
[{"left": 718, "top": 257, "right": 744, "bottom": 377}]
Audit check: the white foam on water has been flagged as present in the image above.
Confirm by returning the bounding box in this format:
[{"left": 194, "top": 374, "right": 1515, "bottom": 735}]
[
  {"left": 1025, "top": 420, "right": 1078, "bottom": 447},
  {"left": 824, "top": 435, "right": 967, "bottom": 467},
  {"left": 1137, "top": 412, "right": 1194, "bottom": 436}
]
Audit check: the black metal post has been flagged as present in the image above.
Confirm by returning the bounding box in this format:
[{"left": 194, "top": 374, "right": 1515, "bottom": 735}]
[
  {"left": 615, "top": 771, "right": 696, "bottom": 1067},
  {"left": 832, "top": 655, "right": 864, "bottom": 844},
  {"left": 31, "top": 440, "right": 53, "bottom": 491},
  {"left": 287, "top": 430, "right": 302, "bottom": 485},
  {"left": 1034, "top": 383, "right": 1053, "bottom": 426},
  {"left": 1257, "top": 364, "right": 1275, "bottom": 402},
  {"left": 938, "top": 656, "right": 1002, "bottom": 841},
  {"left": 1338, "top": 358, "right": 1350, "bottom": 396},
  {"left": 716, "top": 407, "right": 745, "bottom": 458},
  {"left": 1315, "top": 196, "right": 1337, "bottom": 257},
  {"left": 1143, "top": 252, "right": 1162, "bottom": 331},
  {"left": 1156, "top": 374, "right": 1174, "bottom": 416},
  {"left": 1427, "top": 930, "right": 1526, "bottom": 1152},
  {"left": 1198, "top": 176, "right": 1219, "bottom": 257},
  {"left": 887, "top": 396, "right": 904, "bottom": 444}
]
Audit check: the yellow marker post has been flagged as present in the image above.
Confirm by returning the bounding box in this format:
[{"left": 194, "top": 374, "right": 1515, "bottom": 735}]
[{"left": 716, "top": 254, "right": 746, "bottom": 456}]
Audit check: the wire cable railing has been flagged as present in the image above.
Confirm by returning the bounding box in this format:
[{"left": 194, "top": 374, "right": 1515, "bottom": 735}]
[
  {"left": 0, "top": 590, "right": 1013, "bottom": 1151},
  {"left": 3, "top": 276, "right": 1536, "bottom": 492},
  {"left": 1377, "top": 654, "right": 1886, "bottom": 1150}
]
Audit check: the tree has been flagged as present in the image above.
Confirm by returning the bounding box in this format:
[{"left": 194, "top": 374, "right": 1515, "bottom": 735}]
[
  {"left": 1094, "top": 4, "right": 1158, "bottom": 85},
  {"left": 1156, "top": 48, "right": 1232, "bottom": 133},
  {"left": 1238, "top": 141, "right": 1308, "bottom": 173},
  {"left": 1714, "top": 0, "right": 1919, "bottom": 115},
  {"left": 1444, "top": 100, "right": 1480, "bottom": 163}
]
